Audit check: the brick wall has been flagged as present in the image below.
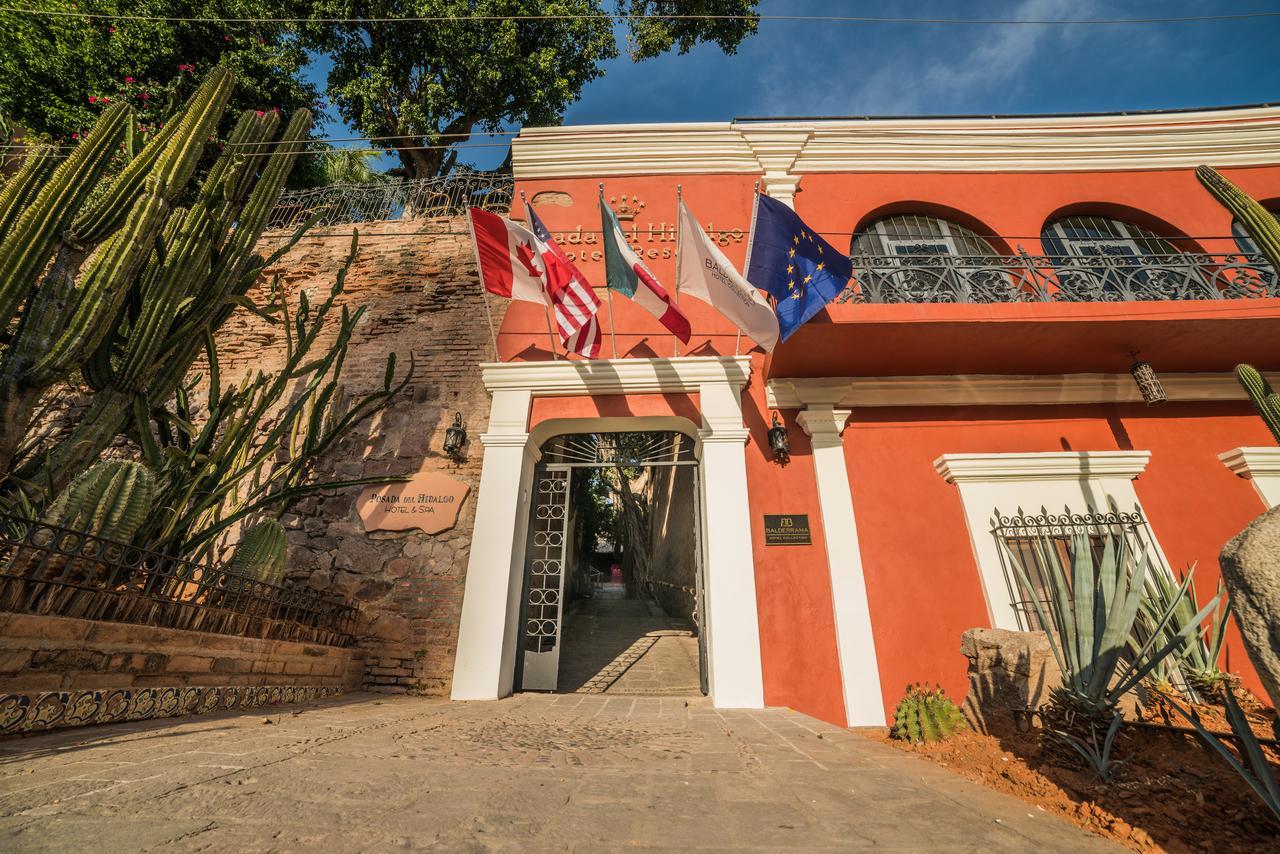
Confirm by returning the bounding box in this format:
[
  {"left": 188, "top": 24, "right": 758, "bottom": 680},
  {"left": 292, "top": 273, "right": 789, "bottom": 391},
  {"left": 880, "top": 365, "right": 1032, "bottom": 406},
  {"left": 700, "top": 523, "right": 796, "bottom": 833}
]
[
  {"left": 0, "top": 612, "right": 365, "bottom": 693},
  {"left": 222, "top": 217, "right": 506, "bottom": 695}
]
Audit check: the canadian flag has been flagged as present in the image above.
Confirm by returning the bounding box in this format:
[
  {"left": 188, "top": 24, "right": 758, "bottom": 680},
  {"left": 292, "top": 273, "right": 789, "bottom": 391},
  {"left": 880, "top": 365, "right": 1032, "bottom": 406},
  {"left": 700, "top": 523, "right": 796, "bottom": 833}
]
[{"left": 468, "top": 207, "right": 550, "bottom": 305}]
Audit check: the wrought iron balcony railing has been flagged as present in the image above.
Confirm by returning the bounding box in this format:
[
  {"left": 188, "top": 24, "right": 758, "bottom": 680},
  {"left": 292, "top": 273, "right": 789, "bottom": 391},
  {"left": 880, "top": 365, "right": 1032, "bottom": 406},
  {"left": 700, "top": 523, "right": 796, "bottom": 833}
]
[
  {"left": 269, "top": 171, "right": 514, "bottom": 230},
  {"left": 837, "top": 251, "right": 1276, "bottom": 304},
  {"left": 0, "top": 516, "right": 357, "bottom": 647}
]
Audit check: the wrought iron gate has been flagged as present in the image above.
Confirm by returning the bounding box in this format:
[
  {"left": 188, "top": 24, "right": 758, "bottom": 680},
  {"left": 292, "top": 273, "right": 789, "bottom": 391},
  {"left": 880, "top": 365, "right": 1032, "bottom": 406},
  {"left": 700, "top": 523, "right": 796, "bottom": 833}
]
[{"left": 517, "top": 431, "right": 706, "bottom": 693}]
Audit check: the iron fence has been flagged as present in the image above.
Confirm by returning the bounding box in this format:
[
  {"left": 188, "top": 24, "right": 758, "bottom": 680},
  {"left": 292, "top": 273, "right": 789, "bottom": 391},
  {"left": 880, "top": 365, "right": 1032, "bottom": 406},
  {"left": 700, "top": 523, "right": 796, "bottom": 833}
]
[
  {"left": 0, "top": 516, "right": 357, "bottom": 647},
  {"left": 837, "top": 251, "right": 1276, "bottom": 304},
  {"left": 269, "top": 171, "right": 514, "bottom": 229},
  {"left": 991, "top": 508, "right": 1151, "bottom": 633}
]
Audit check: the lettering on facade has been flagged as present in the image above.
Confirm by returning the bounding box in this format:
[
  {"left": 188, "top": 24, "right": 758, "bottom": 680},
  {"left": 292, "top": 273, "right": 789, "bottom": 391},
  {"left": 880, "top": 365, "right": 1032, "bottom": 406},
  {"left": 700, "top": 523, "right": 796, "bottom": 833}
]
[
  {"left": 357, "top": 470, "right": 470, "bottom": 534},
  {"left": 553, "top": 222, "right": 744, "bottom": 263},
  {"left": 763, "top": 514, "right": 812, "bottom": 546}
]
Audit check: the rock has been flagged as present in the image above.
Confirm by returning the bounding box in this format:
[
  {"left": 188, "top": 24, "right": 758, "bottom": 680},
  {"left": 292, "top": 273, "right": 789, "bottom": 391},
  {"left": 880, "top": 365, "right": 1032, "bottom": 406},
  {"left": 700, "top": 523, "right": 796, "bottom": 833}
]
[
  {"left": 362, "top": 612, "right": 412, "bottom": 644},
  {"left": 960, "top": 627, "right": 1062, "bottom": 736},
  {"left": 1219, "top": 505, "right": 1280, "bottom": 709}
]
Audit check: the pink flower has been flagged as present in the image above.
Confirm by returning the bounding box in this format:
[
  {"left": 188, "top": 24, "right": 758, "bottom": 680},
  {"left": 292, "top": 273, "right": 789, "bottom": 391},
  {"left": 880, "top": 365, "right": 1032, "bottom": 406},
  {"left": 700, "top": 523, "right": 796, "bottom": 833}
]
[
  {"left": 224, "top": 34, "right": 232, "bottom": 42},
  {"left": 108, "top": 26, "right": 116, "bottom": 33},
  {"left": 88, "top": 95, "right": 97, "bottom": 103},
  {"left": 140, "top": 92, "right": 150, "bottom": 100},
  {"left": 100, "top": 96, "right": 110, "bottom": 103},
  {"left": 271, "top": 106, "right": 280, "bottom": 113},
  {"left": 71, "top": 132, "right": 80, "bottom": 139},
  {"left": 255, "top": 110, "right": 265, "bottom": 117},
  {"left": 124, "top": 76, "right": 135, "bottom": 83}
]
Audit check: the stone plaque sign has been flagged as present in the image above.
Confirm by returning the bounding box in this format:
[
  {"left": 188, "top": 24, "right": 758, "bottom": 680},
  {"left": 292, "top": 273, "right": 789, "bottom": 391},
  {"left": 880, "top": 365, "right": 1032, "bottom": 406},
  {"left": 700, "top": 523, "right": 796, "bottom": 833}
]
[
  {"left": 358, "top": 471, "right": 470, "bottom": 534},
  {"left": 763, "top": 514, "right": 811, "bottom": 546}
]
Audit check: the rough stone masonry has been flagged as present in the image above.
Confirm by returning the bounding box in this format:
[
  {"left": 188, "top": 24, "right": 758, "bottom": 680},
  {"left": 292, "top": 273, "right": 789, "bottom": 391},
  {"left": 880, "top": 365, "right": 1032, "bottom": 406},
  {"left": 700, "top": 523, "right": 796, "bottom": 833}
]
[{"left": 224, "top": 217, "right": 507, "bottom": 696}]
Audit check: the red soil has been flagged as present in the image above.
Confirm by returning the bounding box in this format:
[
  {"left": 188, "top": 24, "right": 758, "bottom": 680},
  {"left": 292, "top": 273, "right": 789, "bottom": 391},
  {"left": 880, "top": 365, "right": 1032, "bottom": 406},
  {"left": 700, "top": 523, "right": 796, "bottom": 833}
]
[{"left": 866, "top": 697, "right": 1279, "bottom": 852}]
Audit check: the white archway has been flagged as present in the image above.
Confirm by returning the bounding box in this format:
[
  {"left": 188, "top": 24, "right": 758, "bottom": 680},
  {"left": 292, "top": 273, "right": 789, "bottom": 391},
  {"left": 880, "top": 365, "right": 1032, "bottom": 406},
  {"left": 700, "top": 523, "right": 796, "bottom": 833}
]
[{"left": 449, "top": 356, "right": 765, "bottom": 709}]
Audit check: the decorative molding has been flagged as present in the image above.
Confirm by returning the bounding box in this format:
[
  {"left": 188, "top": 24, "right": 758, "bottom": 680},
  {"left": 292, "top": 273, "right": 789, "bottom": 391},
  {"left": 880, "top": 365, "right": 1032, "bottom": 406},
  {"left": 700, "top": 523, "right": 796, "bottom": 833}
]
[
  {"left": 0, "top": 685, "right": 342, "bottom": 736},
  {"left": 512, "top": 106, "right": 1280, "bottom": 179},
  {"left": 1219, "top": 446, "right": 1280, "bottom": 477},
  {"left": 795, "top": 407, "right": 851, "bottom": 442},
  {"left": 482, "top": 356, "right": 752, "bottom": 398},
  {"left": 935, "top": 451, "right": 1152, "bottom": 484},
  {"left": 767, "top": 372, "right": 1278, "bottom": 410}
]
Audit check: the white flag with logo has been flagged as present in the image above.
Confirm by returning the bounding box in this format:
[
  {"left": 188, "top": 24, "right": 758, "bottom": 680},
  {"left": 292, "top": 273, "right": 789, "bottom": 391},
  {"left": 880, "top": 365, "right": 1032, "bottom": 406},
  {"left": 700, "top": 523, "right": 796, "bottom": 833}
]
[{"left": 676, "top": 201, "right": 779, "bottom": 352}]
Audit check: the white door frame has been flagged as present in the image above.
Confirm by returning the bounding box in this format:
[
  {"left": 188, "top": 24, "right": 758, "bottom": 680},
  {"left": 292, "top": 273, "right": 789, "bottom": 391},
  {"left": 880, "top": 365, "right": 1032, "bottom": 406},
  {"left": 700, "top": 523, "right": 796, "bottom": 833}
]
[{"left": 450, "top": 356, "right": 766, "bottom": 709}]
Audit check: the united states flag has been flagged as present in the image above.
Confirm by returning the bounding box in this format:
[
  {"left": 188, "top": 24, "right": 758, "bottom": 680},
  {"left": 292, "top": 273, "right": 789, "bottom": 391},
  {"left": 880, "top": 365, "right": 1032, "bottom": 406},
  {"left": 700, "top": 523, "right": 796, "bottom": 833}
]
[{"left": 526, "top": 206, "right": 602, "bottom": 359}]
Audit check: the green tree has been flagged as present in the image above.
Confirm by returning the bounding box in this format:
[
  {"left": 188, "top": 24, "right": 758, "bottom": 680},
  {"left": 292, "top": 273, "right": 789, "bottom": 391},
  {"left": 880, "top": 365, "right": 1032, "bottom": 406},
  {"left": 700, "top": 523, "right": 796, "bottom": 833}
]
[
  {"left": 305, "top": 0, "right": 758, "bottom": 179},
  {"left": 0, "top": 1, "right": 317, "bottom": 142}
]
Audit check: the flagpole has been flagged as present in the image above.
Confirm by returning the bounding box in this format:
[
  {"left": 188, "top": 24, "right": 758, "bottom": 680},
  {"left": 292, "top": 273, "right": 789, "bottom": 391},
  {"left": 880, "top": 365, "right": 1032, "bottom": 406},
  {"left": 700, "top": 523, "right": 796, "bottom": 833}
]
[
  {"left": 521, "top": 189, "right": 559, "bottom": 361},
  {"left": 465, "top": 210, "right": 501, "bottom": 362},
  {"left": 736, "top": 180, "right": 762, "bottom": 356},
  {"left": 599, "top": 182, "right": 619, "bottom": 360},
  {"left": 672, "top": 184, "right": 682, "bottom": 359}
]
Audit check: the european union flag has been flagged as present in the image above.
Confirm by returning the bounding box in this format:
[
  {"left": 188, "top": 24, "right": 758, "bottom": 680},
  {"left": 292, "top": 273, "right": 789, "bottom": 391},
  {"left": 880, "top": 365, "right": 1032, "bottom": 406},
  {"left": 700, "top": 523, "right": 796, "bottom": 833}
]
[{"left": 744, "top": 194, "right": 852, "bottom": 343}]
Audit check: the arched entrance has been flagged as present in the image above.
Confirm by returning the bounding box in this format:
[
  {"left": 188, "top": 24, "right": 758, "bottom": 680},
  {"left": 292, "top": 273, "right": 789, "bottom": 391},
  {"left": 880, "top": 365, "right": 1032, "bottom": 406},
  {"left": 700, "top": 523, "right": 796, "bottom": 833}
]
[{"left": 518, "top": 431, "right": 706, "bottom": 696}]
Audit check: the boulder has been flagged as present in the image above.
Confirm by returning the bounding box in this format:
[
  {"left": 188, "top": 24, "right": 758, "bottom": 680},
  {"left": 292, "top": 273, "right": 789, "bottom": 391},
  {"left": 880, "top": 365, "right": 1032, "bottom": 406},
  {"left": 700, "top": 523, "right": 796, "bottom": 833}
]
[
  {"left": 960, "top": 627, "right": 1061, "bottom": 735},
  {"left": 1219, "top": 505, "right": 1280, "bottom": 709}
]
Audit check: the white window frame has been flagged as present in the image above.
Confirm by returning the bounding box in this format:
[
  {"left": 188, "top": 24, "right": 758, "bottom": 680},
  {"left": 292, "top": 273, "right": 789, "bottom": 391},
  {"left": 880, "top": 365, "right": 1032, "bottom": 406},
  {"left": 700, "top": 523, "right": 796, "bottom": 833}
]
[
  {"left": 1219, "top": 447, "right": 1280, "bottom": 508},
  {"left": 934, "top": 451, "right": 1172, "bottom": 631}
]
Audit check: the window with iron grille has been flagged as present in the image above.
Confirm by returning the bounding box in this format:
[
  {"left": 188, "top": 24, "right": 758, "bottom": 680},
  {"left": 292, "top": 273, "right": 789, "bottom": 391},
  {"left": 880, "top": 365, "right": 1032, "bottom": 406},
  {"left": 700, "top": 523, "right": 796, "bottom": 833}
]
[{"left": 990, "top": 507, "right": 1153, "bottom": 633}]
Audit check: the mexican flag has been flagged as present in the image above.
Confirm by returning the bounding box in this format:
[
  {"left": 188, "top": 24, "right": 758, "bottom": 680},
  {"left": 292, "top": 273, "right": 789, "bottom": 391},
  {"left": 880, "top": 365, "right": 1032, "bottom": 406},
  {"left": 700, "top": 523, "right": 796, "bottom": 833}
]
[{"left": 600, "top": 197, "right": 691, "bottom": 342}]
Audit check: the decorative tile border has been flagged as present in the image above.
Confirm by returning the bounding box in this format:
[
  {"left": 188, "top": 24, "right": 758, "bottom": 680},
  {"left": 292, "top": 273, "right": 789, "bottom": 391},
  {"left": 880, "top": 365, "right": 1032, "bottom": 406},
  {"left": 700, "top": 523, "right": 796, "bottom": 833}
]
[{"left": 0, "top": 685, "right": 342, "bottom": 736}]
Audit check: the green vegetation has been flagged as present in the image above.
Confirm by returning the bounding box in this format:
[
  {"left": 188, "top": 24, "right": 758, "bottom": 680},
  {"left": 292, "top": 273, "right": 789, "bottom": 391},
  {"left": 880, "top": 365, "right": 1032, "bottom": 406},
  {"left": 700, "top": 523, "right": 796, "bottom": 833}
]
[
  {"left": 891, "top": 684, "right": 966, "bottom": 744},
  {"left": 1197, "top": 165, "right": 1280, "bottom": 271},
  {"left": 226, "top": 520, "right": 288, "bottom": 585},
  {"left": 1235, "top": 364, "right": 1280, "bottom": 444},
  {"left": 41, "top": 460, "right": 156, "bottom": 545}
]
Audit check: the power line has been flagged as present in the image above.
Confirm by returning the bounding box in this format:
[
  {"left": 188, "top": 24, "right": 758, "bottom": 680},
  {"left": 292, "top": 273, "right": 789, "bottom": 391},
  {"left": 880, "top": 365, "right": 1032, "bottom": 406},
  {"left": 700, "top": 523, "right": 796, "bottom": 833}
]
[{"left": 4, "top": 6, "right": 1280, "bottom": 26}]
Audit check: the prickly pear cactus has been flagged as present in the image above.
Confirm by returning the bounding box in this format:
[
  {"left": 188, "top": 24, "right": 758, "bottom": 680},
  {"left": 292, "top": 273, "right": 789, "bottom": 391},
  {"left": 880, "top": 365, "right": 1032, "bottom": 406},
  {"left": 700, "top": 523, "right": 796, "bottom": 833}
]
[
  {"left": 225, "top": 520, "right": 287, "bottom": 586},
  {"left": 1236, "top": 364, "right": 1280, "bottom": 444},
  {"left": 41, "top": 460, "right": 156, "bottom": 544},
  {"left": 892, "top": 684, "right": 967, "bottom": 744}
]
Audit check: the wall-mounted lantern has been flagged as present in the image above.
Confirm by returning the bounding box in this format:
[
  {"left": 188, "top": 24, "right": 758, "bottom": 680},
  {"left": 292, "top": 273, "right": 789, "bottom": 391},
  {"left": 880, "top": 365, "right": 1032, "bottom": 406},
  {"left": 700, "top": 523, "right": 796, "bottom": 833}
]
[
  {"left": 767, "top": 412, "right": 791, "bottom": 463},
  {"left": 443, "top": 412, "right": 468, "bottom": 459},
  {"left": 1129, "top": 354, "right": 1168, "bottom": 406}
]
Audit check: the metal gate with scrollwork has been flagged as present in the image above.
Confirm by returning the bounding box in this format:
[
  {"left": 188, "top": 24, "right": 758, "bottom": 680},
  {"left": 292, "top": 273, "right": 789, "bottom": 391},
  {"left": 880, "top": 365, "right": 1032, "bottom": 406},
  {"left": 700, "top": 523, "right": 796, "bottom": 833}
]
[{"left": 517, "top": 431, "right": 704, "bottom": 693}]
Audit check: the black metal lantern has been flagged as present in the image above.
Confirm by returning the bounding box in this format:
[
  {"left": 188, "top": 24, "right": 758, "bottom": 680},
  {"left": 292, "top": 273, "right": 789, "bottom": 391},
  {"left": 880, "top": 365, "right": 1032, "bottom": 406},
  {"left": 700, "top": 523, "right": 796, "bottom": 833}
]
[
  {"left": 767, "top": 412, "right": 790, "bottom": 462},
  {"left": 443, "top": 412, "right": 467, "bottom": 458},
  {"left": 1129, "top": 354, "right": 1168, "bottom": 406}
]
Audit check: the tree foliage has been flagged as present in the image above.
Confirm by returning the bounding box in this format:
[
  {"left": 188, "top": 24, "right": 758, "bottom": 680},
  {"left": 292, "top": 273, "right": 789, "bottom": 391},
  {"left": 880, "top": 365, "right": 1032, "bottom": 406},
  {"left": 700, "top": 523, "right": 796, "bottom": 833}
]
[
  {"left": 0, "top": 1, "right": 317, "bottom": 143},
  {"left": 304, "top": 0, "right": 758, "bottom": 178}
]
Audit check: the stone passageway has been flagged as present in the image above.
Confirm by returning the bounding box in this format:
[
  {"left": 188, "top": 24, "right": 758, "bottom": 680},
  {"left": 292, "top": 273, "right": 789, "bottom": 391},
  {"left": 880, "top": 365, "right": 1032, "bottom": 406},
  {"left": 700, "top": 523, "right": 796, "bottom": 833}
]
[
  {"left": 555, "top": 597, "right": 701, "bottom": 696},
  {"left": 0, "top": 693, "right": 1118, "bottom": 852}
]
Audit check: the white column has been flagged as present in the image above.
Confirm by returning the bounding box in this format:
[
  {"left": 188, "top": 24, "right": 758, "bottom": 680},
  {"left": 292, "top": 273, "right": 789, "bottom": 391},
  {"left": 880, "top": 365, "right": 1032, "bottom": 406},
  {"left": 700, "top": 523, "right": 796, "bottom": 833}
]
[
  {"left": 698, "top": 379, "right": 765, "bottom": 709},
  {"left": 451, "top": 388, "right": 535, "bottom": 700},
  {"left": 796, "top": 406, "right": 886, "bottom": 727},
  {"left": 1220, "top": 447, "right": 1280, "bottom": 508}
]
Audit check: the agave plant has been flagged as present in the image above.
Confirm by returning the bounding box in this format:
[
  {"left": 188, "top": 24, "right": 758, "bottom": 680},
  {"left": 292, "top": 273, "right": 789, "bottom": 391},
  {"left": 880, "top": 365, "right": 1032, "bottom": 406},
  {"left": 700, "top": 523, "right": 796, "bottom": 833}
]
[
  {"left": 1162, "top": 687, "right": 1280, "bottom": 823},
  {"left": 1132, "top": 567, "right": 1232, "bottom": 701},
  {"left": 1004, "top": 520, "right": 1222, "bottom": 752}
]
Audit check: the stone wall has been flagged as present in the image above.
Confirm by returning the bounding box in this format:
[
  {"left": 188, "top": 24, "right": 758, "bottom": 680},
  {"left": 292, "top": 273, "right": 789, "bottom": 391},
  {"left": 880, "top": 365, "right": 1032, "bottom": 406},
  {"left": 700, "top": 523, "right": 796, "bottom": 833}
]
[
  {"left": 226, "top": 218, "right": 505, "bottom": 695},
  {"left": 645, "top": 464, "right": 699, "bottom": 622},
  {"left": 0, "top": 612, "right": 363, "bottom": 694}
]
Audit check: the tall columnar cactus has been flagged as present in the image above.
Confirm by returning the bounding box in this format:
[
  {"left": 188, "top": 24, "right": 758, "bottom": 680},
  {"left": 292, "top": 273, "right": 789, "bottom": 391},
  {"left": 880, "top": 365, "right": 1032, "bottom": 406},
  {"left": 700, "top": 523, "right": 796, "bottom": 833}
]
[
  {"left": 225, "top": 520, "right": 287, "bottom": 586},
  {"left": 891, "top": 684, "right": 966, "bottom": 744},
  {"left": 1236, "top": 364, "right": 1280, "bottom": 443},
  {"left": 41, "top": 460, "right": 156, "bottom": 544},
  {"left": 0, "top": 66, "right": 314, "bottom": 504},
  {"left": 1196, "top": 165, "right": 1280, "bottom": 272}
]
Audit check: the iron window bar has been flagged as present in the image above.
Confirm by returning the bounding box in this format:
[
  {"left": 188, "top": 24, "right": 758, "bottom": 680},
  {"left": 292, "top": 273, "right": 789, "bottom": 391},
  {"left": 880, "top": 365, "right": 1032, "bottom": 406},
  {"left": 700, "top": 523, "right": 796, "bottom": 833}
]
[{"left": 0, "top": 515, "right": 358, "bottom": 647}]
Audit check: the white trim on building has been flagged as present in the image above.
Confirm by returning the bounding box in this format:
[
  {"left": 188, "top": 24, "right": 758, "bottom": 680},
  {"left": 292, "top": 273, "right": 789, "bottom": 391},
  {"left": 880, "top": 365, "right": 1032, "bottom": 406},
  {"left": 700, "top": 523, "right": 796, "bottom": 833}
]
[{"left": 1219, "top": 446, "right": 1280, "bottom": 508}]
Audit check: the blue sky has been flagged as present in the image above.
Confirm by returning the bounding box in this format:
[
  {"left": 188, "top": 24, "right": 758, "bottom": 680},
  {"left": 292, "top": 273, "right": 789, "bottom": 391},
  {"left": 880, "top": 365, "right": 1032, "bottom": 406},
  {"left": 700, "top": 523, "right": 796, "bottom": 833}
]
[{"left": 304, "top": 0, "right": 1280, "bottom": 172}]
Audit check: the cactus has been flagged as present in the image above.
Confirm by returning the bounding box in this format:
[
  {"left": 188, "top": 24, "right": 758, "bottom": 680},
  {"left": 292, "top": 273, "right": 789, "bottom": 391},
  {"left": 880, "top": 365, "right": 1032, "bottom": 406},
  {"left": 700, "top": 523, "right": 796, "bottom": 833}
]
[
  {"left": 1236, "top": 364, "right": 1280, "bottom": 443},
  {"left": 0, "top": 66, "right": 314, "bottom": 505},
  {"left": 891, "top": 684, "right": 966, "bottom": 744},
  {"left": 41, "top": 460, "right": 156, "bottom": 544},
  {"left": 1196, "top": 165, "right": 1280, "bottom": 273},
  {"left": 225, "top": 520, "right": 287, "bottom": 586}
]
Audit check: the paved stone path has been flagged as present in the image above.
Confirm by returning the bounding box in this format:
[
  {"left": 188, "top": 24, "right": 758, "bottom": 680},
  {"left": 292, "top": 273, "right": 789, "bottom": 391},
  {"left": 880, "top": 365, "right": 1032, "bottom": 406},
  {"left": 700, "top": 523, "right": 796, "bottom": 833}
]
[
  {"left": 0, "top": 693, "right": 1117, "bottom": 852},
  {"left": 556, "top": 598, "right": 702, "bottom": 696}
]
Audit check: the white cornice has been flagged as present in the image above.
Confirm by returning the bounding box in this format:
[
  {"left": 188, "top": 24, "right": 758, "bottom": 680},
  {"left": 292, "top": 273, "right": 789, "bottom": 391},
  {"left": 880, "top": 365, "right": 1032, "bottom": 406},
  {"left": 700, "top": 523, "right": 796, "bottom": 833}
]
[
  {"left": 482, "top": 356, "right": 752, "bottom": 397},
  {"left": 935, "top": 451, "right": 1152, "bottom": 483},
  {"left": 767, "top": 372, "right": 1278, "bottom": 410},
  {"left": 1219, "top": 446, "right": 1280, "bottom": 478},
  {"left": 511, "top": 106, "right": 1280, "bottom": 178}
]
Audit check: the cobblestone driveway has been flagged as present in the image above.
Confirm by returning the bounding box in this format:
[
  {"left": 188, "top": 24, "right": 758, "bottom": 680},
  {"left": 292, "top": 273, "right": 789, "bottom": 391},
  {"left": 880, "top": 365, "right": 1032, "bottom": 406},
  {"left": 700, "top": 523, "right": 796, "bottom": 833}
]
[{"left": 0, "top": 693, "right": 1116, "bottom": 852}]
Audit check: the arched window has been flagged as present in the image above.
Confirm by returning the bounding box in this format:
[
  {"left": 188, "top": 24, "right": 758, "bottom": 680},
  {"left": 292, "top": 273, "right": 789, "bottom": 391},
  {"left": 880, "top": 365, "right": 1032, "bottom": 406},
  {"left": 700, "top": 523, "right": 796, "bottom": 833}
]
[
  {"left": 1231, "top": 209, "right": 1280, "bottom": 256},
  {"left": 851, "top": 214, "right": 998, "bottom": 258},
  {"left": 1041, "top": 215, "right": 1178, "bottom": 260},
  {"left": 849, "top": 214, "right": 1016, "bottom": 303}
]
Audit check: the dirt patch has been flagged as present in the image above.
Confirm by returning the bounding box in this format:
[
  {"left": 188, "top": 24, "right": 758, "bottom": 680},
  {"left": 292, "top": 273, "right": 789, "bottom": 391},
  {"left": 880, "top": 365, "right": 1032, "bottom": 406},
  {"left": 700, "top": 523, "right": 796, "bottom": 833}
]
[{"left": 866, "top": 699, "right": 1280, "bottom": 852}]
